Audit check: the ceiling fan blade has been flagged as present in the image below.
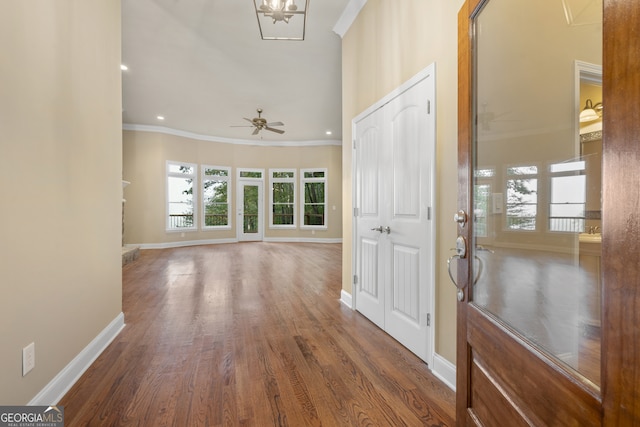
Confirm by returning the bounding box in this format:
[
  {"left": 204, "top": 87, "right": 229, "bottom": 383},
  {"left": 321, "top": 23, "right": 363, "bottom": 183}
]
[
  {"left": 266, "top": 121, "right": 284, "bottom": 127},
  {"left": 252, "top": 127, "right": 260, "bottom": 135},
  {"left": 265, "top": 126, "right": 285, "bottom": 134},
  {"left": 243, "top": 118, "right": 254, "bottom": 124},
  {"left": 230, "top": 125, "right": 254, "bottom": 127}
]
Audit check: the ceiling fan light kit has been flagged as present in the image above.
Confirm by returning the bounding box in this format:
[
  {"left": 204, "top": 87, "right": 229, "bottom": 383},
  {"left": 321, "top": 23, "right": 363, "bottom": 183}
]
[{"left": 254, "top": 0, "right": 309, "bottom": 41}]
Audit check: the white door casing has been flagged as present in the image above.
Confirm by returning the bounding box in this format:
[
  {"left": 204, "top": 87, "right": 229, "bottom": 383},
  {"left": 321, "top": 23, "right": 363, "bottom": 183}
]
[{"left": 353, "top": 64, "right": 436, "bottom": 363}]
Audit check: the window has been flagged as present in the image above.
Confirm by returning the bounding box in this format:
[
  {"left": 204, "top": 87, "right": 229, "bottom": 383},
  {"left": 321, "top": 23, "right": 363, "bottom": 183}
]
[
  {"left": 506, "top": 165, "right": 538, "bottom": 231},
  {"left": 549, "top": 161, "right": 586, "bottom": 232},
  {"left": 202, "top": 166, "right": 231, "bottom": 229},
  {"left": 167, "top": 161, "right": 197, "bottom": 231},
  {"left": 239, "top": 170, "right": 263, "bottom": 178},
  {"left": 301, "top": 169, "right": 327, "bottom": 228},
  {"left": 270, "top": 169, "right": 296, "bottom": 228}
]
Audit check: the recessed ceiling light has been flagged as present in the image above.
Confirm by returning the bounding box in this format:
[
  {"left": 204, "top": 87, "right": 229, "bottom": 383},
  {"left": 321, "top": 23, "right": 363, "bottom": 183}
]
[
  {"left": 120, "top": 64, "right": 128, "bottom": 71},
  {"left": 325, "top": 130, "right": 332, "bottom": 135},
  {"left": 157, "top": 115, "right": 165, "bottom": 121}
]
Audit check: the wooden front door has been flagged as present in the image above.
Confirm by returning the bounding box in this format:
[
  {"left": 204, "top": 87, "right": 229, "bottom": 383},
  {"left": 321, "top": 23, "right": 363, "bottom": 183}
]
[{"left": 456, "top": 0, "right": 640, "bottom": 425}]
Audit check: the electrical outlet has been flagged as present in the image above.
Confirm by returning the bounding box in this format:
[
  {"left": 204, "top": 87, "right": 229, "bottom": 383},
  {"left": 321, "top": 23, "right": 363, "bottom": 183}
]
[{"left": 23, "top": 342, "right": 35, "bottom": 376}]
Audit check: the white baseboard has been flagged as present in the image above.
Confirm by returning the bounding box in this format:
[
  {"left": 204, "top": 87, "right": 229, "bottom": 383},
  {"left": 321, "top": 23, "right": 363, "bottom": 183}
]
[
  {"left": 29, "top": 312, "right": 125, "bottom": 405},
  {"left": 340, "top": 290, "right": 352, "bottom": 308},
  {"left": 264, "top": 237, "right": 342, "bottom": 244},
  {"left": 432, "top": 352, "right": 456, "bottom": 392},
  {"left": 135, "top": 237, "right": 342, "bottom": 249},
  {"left": 137, "top": 238, "right": 237, "bottom": 249}
]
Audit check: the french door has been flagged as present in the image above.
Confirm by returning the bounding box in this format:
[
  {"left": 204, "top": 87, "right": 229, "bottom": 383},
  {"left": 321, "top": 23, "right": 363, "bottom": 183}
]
[
  {"left": 354, "top": 67, "right": 435, "bottom": 362},
  {"left": 237, "top": 171, "right": 264, "bottom": 242},
  {"left": 455, "top": 0, "right": 640, "bottom": 425}
]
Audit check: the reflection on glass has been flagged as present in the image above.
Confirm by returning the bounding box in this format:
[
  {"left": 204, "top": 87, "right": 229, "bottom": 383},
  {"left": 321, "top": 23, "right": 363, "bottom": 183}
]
[
  {"left": 472, "top": 0, "right": 602, "bottom": 386},
  {"left": 243, "top": 185, "right": 259, "bottom": 233}
]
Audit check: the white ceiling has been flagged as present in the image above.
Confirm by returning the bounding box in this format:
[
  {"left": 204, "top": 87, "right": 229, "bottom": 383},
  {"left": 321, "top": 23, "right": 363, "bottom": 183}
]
[{"left": 121, "top": 0, "right": 349, "bottom": 143}]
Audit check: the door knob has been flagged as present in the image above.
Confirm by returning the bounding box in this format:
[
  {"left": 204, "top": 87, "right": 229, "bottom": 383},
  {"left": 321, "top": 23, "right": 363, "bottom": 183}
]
[{"left": 371, "top": 226, "right": 391, "bottom": 234}]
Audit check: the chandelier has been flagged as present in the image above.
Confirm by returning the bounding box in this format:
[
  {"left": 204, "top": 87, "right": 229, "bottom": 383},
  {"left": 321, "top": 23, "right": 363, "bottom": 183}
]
[{"left": 253, "top": 0, "right": 309, "bottom": 41}]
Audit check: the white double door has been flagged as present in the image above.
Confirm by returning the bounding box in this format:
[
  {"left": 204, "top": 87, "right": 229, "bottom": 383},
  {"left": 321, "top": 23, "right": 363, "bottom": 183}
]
[{"left": 353, "top": 67, "right": 435, "bottom": 362}]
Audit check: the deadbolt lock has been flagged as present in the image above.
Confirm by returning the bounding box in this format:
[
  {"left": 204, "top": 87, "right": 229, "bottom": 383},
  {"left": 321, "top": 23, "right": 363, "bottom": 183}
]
[{"left": 453, "top": 210, "right": 467, "bottom": 227}]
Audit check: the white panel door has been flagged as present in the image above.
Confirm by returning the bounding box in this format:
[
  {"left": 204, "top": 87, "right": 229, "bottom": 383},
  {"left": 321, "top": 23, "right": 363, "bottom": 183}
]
[
  {"left": 354, "top": 66, "right": 435, "bottom": 363},
  {"left": 383, "top": 75, "right": 434, "bottom": 361},
  {"left": 354, "top": 108, "right": 385, "bottom": 328}
]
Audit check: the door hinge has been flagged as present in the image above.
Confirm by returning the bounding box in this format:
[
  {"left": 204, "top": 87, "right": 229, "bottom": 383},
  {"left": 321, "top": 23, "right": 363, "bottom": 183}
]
[
  {"left": 427, "top": 100, "right": 431, "bottom": 115},
  {"left": 353, "top": 139, "right": 357, "bottom": 150},
  {"left": 427, "top": 206, "right": 431, "bottom": 220},
  {"left": 353, "top": 207, "right": 359, "bottom": 217},
  {"left": 353, "top": 274, "right": 358, "bottom": 285},
  {"left": 427, "top": 313, "right": 431, "bottom": 326}
]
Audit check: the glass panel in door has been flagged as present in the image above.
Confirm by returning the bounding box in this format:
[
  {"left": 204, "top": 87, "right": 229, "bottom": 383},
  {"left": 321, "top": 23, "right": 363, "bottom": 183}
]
[
  {"left": 238, "top": 180, "right": 263, "bottom": 241},
  {"left": 472, "top": 0, "right": 602, "bottom": 386},
  {"left": 243, "top": 184, "right": 259, "bottom": 234}
]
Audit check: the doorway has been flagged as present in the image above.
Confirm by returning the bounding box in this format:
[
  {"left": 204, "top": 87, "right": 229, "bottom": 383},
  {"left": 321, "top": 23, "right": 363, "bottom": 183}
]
[{"left": 237, "top": 169, "right": 264, "bottom": 242}]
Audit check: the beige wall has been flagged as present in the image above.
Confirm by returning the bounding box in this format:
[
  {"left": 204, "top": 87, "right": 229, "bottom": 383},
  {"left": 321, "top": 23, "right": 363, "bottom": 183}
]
[
  {"left": 341, "top": 0, "right": 464, "bottom": 363},
  {"left": 123, "top": 130, "right": 342, "bottom": 245},
  {"left": 0, "top": 1, "right": 122, "bottom": 404}
]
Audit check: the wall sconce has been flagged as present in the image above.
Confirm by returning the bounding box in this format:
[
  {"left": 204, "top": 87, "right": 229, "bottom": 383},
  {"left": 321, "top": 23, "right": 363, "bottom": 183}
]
[
  {"left": 579, "top": 99, "right": 603, "bottom": 123},
  {"left": 253, "top": 0, "right": 309, "bottom": 41}
]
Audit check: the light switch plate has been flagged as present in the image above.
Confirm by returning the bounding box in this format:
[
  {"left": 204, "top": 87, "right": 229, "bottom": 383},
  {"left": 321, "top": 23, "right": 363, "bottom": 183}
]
[{"left": 23, "top": 342, "right": 35, "bottom": 376}]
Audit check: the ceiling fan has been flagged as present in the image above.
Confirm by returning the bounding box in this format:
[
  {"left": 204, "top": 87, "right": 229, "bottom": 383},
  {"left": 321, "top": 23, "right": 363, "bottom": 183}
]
[{"left": 232, "top": 108, "right": 285, "bottom": 135}]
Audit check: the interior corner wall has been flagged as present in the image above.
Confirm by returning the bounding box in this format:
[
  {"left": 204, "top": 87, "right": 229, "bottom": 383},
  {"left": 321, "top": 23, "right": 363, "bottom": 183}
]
[
  {"left": 0, "top": 1, "right": 123, "bottom": 404},
  {"left": 341, "top": 0, "right": 465, "bottom": 364},
  {"left": 122, "top": 130, "right": 343, "bottom": 246}
]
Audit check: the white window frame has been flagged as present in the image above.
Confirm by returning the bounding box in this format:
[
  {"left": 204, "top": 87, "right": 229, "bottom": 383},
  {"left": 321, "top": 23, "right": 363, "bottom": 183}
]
[
  {"left": 201, "top": 165, "right": 232, "bottom": 230},
  {"left": 300, "top": 168, "right": 328, "bottom": 229},
  {"left": 166, "top": 161, "right": 197, "bottom": 232},
  {"left": 269, "top": 169, "right": 296, "bottom": 229}
]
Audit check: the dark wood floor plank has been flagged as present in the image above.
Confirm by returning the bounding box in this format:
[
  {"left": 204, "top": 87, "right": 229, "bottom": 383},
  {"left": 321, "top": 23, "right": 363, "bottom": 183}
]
[{"left": 59, "top": 242, "right": 455, "bottom": 426}]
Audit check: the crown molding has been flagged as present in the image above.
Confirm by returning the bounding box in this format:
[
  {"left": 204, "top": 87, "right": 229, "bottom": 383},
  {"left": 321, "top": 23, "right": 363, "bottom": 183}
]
[
  {"left": 122, "top": 124, "right": 342, "bottom": 147},
  {"left": 333, "top": 0, "right": 368, "bottom": 38}
]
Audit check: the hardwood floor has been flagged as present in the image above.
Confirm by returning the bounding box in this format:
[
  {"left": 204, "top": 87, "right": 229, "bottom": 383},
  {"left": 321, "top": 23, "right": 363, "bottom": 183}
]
[{"left": 60, "top": 242, "right": 455, "bottom": 426}]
